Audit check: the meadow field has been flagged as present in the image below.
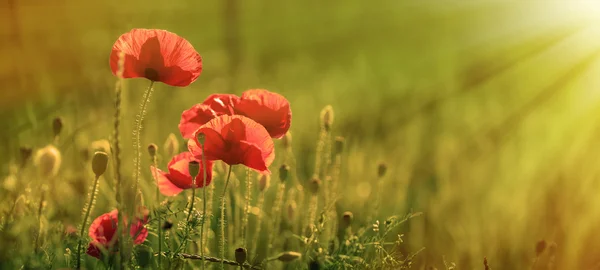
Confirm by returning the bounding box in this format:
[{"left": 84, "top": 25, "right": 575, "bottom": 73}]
[{"left": 2, "top": 1, "right": 600, "bottom": 269}]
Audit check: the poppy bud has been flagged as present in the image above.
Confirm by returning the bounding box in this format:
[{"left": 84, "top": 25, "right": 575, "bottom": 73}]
[
  {"left": 279, "top": 164, "right": 290, "bottom": 183},
  {"left": 148, "top": 143, "right": 158, "bottom": 157},
  {"left": 341, "top": 211, "right": 353, "bottom": 228},
  {"left": 282, "top": 132, "right": 292, "bottom": 149},
  {"left": 287, "top": 201, "right": 297, "bottom": 222},
  {"left": 276, "top": 251, "right": 302, "bottom": 262},
  {"left": 334, "top": 136, "right": 345, "bottom": 155},
  {"left": 377, "top": 163, "right": 387, "bottom": 178},
  {"left": 92, "top": 151, "right": 109, "bottom": 177},
  {"left": 235, "top": 247, "right": 247, "bottom": 264},
  {"left": 196, "top": 132, "right": 206, "bottom": 145},
  {"left": 258, "top": 174, "right": 270, "bottom": 192},
  {"left": 188, "top": 161, "right": 200, "bottom": 181},
  {"left": 309, "top": 177, "right": 320, "bottom": 194},
  {"left": 19, "top": 146, "right": 33, "bottom": 166},
  {"left": 34, "top": 145, "right": 62, "bottom": 178},
  {"left": 163, "top": 133, "right": 179, "bottom": 158},
  {"left": 320, "top": 105, "right": 334, "bottom": 131},
  {"left": 162, "top": 220, "right": 174, "bottom": 230},
  {"left": 52, "top": 117, "right": 63, "bottom": 138},
  {"left": 535, "top": 240, "right": 547, "bottom": 256},
  {"left": 90, "top": 139, "right": 112, "bottom": 155}
]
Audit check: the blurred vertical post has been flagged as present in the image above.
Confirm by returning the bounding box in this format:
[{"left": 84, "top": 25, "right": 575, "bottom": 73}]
[{"left": 223, "top": 0, "right": 241, "bottom": 93}]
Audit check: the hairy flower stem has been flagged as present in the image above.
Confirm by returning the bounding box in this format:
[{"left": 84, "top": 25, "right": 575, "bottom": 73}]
[
  {"left": 250, "top": 191, "right": 265, "bottom": 259},
  {"left": 200, "top": 142, "right": 208, "bottom": 270},
  {"left": 133, "top": 81, "right": 155, "bottom": 198},
  {"left": 34, "top": 185, "right": 47, "bottom": 253},
  {"left": 113, "top": 52, "right": 126, "bottom": 268},
  {"left": 151, "top": 155, "right": 162, "bottom": 268},
  {"left": 180, "top": 181, "right": 197, "bottom": 254},
  {"left": 242, "top": 168, "right": 252, "bottom": 247},
  {"left": 76, "top": 175, "right": 100, "bottom": 269},
  {"left": 220, "top": 166, "right": 233, "bottom": 269},
  {"left": 268, "top": 182, "right": 286, "bottom": 252}
]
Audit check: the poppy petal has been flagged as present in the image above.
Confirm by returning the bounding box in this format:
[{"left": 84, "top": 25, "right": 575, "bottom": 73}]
[
  {"left": 150, "top": 166, "right": 184, "bottom": 196},
  {"left": 130, "top": 222, "right": 148, "bottom": 244},
  {"left": 203, "top": 94, "right": 240, "bottom": 115},
  {"left": 235, "top": 89, "right": 291, "bottom": 139},
  {"left": 86, "top": 242, "right": 102, "bottom": 259},
  {"left": 238, "top": 141, "right": 271, "bottom": 174},
  {"left": 179, "top": 104, "right": 218, "bottom": 139}
]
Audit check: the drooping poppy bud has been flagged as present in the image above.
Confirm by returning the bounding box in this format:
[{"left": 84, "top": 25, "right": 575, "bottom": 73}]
[
  {"left": 34, "top": 145, "right": 62, "bottom": 178},
  {"left": 92, "top": 151, "right": 109, "bottom": 177},
  {"left": 148, "top": 143, "right": 158, "bottom": 158}
]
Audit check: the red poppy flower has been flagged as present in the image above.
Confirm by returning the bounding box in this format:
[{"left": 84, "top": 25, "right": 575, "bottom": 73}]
[
  {"left": 109, "top": 28, "right": 202, "bottom": 87},
  {"left": 179, "top": 94, "right": 241, "bottom": 139},
  {"left": 86, "top": 209, "right": 148, "bottom": 259},
  {"left": 202, "top": 93, "right": 240, "bottom": 115},
  {"left": 234, "top": 89, "right": 292, "bottom": 139},
  {"left": 150, "top": 151, "right": 214, "bottom": 196},
  {"left": 188, "top": 115, "right": 275, "bottom": 174}
]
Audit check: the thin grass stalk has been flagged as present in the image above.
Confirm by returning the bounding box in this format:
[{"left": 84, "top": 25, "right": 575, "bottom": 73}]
[
  {"left": 201, "top": 181, "right": 215, "bottom": 256},
  {"left": 113, "top": 51, "right": 126, "bottom": 268},
  {"left": 250, "top": 189, "right": 265, "bottom": 259},
  {"left": 34, "top": 184, "right": 47, "bottom": 253},
  {"left": 150, "top": 154, "right": 162, "bottom": 268},
  {"left": 242, "top": 168, "right": 252, "bottom": 247},
  {"left": 75, "top": 175, "right": 101, "bottom": 269},
  {"left": 199, "top": 142, "right": 209, "bottom": 270},
  {"left": 180, "top": 180, "right": 197, "bottom": 254},
  {"left": 268, "top": 182, "right": 286, "bottom": 253},
  {"left": 220, "top": 166, "right": 233, "bottom": 269}
]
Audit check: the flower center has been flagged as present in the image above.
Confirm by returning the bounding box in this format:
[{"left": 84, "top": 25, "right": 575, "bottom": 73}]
[{"left": 144, "top": 68, "right": 160, "bottom": 81}]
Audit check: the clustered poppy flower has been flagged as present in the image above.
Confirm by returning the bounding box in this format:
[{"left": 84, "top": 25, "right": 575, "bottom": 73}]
[
  {"left": 188, "top": 115, "right": 275, "bottom": 174},
  {"left": 179, "top": 89, "right": 291, "bottom": 140},
  {"left": 151, "top": 151, "right": 214, "bottom": 196},
  {"left": 86, "top": 209, "right": 148, "bottom": 259},
  {"left": 109, "top": 28, "right": 202, "bottom": 87}
]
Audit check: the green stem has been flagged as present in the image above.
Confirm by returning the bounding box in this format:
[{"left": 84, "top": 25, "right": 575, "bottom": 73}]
[
  {"left": 200, "top": 143, "right": 208, "bottom": 270},
  {"left": 151, "top": 155, "right": 162, "bottom": 269},
  {"left": 220, "top": 166, "right": 233, "bottom": 269},
  {"left": 182, "top": 180, "right": 197, "bottom": 253},
  {"left": 76, "top": 175, "right": 101, "bottom": 269},
  {"left": 242, "top": 168, "right": 252, "bottom": 247},
  {"left": 112, "top": 58, "right": 125, "bottom": 269},
  {"left": 133, "top": 81, "right": 155, "bottom": 198},
  {"left": 250, "top": 192, "right": 265, "bottom": 259}
]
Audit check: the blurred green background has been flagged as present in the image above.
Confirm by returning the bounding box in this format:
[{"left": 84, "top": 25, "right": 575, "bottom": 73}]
[{"left": 3, "top": 0, "right": 600, "bottom": 268}]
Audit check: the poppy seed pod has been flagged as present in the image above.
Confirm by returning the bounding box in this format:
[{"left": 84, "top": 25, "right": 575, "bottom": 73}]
[
  {"left": 258, "top": 174, "right": 270, "bottom": 192},
  {"left": 377, "top": 163, "right": 387, "bottom": 178},
  {"left": 320, "top": 105, "right": 334, "bottom": 131},
  {"left": 276, "top": 251, "right": 302, "bottom": 262},
  {"left": 52, "top": 117, "right": 63, "bottom": 138},
  {"left": 148, "top": 143, "right": 158, "bottom": 157},
  {"left": 188, "top": 161, "right": 200, "bottom": 181},
  {"left": 196, "top": 132, "right": 206, "bottom": 145},
  {"left": 341, "top": 211, "right": 354, "bottom": 228},
  {"left": 92, "top": 151, "right": 109, "bottom": 177},
  {"left": 309, "top": 177, "right": 321, "bottom": 194},
  {"left": 235, "top": 247, "right": 247, "bottom": 264},
  {"left": 163, "top": 133, "right": 179, "bottom": 159},
  {"left": 34, "top": 145, "right": 62, "bottom": 178},
  {"left": 334, "top": 136, "right": 345, "bottom": 155},
  {"left": 279, "top": 164, "right": 290, "bottom": 183}
]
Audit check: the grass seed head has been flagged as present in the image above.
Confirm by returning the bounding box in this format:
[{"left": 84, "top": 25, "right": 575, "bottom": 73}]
[
  {"left": 320, "top": 105, "right": 334, "bottom": 131},
  {"left": 92, "top": 151, "right": 109, "bottom": 177},
  {"left": 235, "top": 247, "right": 247, "bottom": 264},
  {"left": 277, "top": 251, "right": 302, "bottom": 262},
  {"left": 34, "top": 145, "right": 62, "bottom": 178}
]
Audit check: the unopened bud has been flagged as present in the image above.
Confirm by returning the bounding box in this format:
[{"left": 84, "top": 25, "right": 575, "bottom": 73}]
[
  {"left": 147, "top": 143, "right": 158, "bottom": 157},
  {"left": 34, "top": 145, "right": 62, "bottom": 178},
  {"left": 92, "top": 151, "right": 109, "bottom": 177},
  {"left": 235, "top": 247, "right": 247, "bottom": 264},
  {"left": 309, "top": 177, "right": 320, "bottom": 194},
  {"left": 279, "top": 164, "right": 290, "bottom": 183},
  {"left": 287, "top": 201, "right": 297, "bottom": 221},
  {"left": 258, "top": 174, "right": 270, "bottom": 192},
  {"left": 276, "top": 251, "right": 302, "bottom": 262},
  {"left": 320, "top": 105, "right": 334, "bottom": 131},
  {"left": 282, "top": 132, "right": 292, "bottom": 149},
  {"left": 188, "top": 161, "right": 200, "bottom": 181},
  {"left": 377, "top": 163, "right": 387, "bottom": 178},
  {"left": 334, "top": 137, "right": 345, "bottom": 154},
  {"left": 52, "top": 117, "right": 63, "bottom": 138},
  {"left": 164, "top": 133, "right": 179, "bottom": 158},
  {"left": 341, "top": 211, "right": 353, "bottom": 228}
]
